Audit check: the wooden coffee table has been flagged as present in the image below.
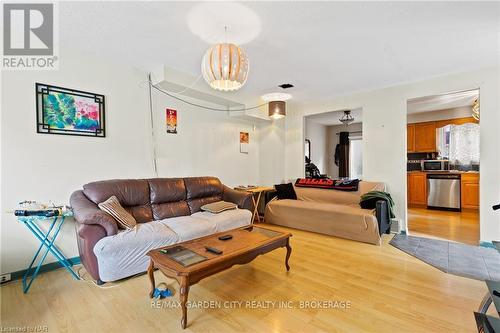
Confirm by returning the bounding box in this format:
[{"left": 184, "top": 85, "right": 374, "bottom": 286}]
[{"left": 147, "top": 225, "right": 292, "bottom": 329}]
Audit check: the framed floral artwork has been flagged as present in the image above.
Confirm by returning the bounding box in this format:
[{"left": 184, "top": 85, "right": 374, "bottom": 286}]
[{"left": 36, "top": 83, "right": 105, "bottom": 137}]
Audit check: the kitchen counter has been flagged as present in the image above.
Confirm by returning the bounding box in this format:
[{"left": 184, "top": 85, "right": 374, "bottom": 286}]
[{"left": 407, "top": 171, "right": 479, "bottom": 210}]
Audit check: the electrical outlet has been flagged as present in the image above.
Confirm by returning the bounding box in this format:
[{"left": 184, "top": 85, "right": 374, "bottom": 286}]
[{"left": 1, "top": 273, "right": 11, "bottom": 284}]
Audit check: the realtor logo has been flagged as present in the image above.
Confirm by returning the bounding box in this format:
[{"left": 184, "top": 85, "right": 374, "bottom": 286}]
[{"left": 2, "top": 2, "right": 58, "bottom": 69}]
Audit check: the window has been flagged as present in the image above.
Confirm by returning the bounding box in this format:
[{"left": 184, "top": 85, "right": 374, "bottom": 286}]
[
  {"left": 349, "top": 138, "right": 363, "bottom": 179},
  {"left": 305, "top": 139, "right": 311, "bottom": 161}
]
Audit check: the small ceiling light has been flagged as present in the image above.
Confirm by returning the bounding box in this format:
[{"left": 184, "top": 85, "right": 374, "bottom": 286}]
[
  {"left": 339, "top": 110, "right": 354, "bottom": 125},
  {"left": 472, "top": 98, "right": 480, "bottom": 121},
  {"left": 278, "top": 83, "right": 294, "bottom": 89},
  {"left": 201, "top": 42, "right": 249, "bottom": 91},
  {"left": 269, "top": 101, "right": 286, "bottom": 120}
]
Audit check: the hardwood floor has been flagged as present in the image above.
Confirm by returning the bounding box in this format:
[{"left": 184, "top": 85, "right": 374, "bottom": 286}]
[
  {"left": 408, "top": 207, "right": 480, "bottom": 245},
  {"left": 0, "top": 224, "right": 488, "bottom": 333}
]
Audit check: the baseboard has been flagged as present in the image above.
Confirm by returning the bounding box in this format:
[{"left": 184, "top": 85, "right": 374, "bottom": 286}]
[
  {"left": 479, "top": 241, "right": 494, "bottom": 249},
  {"left": 6, "top": 256, "right": 81, "bottom": 282}
]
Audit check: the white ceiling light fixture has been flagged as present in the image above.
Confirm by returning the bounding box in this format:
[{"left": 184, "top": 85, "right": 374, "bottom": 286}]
[
  {"left": 339, "top": 110, "right": 354, "bottom": 125},
  {"left": 201, "top": 42, "right": 249, "bottom": 91}
]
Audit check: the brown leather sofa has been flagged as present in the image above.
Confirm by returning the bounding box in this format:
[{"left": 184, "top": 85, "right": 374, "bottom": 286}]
[{"left": 70, "top": 177, "right": 253, "bottom": 283}]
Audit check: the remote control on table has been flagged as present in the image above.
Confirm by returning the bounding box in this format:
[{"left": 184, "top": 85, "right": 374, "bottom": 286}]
[
  {"left": 218, "top": 235, "right": 233, "bottom": 241},
  {"left": 205, "top": 246, "right": 223, "bottom": 255}
]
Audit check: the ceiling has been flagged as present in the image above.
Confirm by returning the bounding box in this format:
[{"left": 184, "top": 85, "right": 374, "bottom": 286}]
[
  {"left": 306, "top": 108, "right": 363, "bottom": 126},
  {"left": 407, "top": 89, "right": 479, "bottom": 114},
  {"left": 60, "top": 2, "right": 499, "bottom": 104}
]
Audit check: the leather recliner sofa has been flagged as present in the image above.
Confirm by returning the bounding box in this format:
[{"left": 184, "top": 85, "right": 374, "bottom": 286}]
[{"left": 70, "top": 176, "right": 253, "bottom": 283}]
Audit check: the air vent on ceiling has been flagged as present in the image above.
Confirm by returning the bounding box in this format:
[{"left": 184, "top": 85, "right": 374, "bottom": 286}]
[{"left": 278, "top": 83, "right": 294, "bottom": 89}]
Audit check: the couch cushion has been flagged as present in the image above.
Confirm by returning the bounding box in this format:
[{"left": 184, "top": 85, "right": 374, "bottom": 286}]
[
  {"left": 294, "top": 181, "right": 385, "bottom": 205},
  {"left": 184, "top": 176, "right": 223, "bottom": 199},
  {"left": 151, "top": 201, "right": 191, "bottom": 220},
  {"left": 159, "top": 215, "right": 217, "bottom": 242},
  {"left": 93, "top": 219, "right": 181, "bottom": 282},
  {"left": 191, "top": 209, "right": 252, "bottom": 232},
  {"left": 148, "top": 178, "right": 186, "bottom": 203},
  {"left": 184, "top": 177, "right": 223, "bottom": 213},
  {"left": 83, "top": 179, "right": 153, "bottom": 223}
]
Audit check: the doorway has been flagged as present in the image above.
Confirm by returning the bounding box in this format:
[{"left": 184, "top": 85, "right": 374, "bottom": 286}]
[
  {"left": 406, "top": 89, "right": 480, "bottom": 245},
  {"left": 304, "top": 108, "right": 363, "bottom": 179}
]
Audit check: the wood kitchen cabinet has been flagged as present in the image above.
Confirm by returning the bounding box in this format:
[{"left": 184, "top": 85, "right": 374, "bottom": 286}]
[
  {"left": 414, "top": 122, "right": 436, "bottom": 152},
  {"left": 408, "top": 172, "right": 427, "bottom": 206},
  {"left": 407, "top": 117, "right": 478, "bottom": 153},
  {"left": 407, "top": 124, "right": 416, "bottom": 152},
  {"left": 435, "top": 116, "right": 478, "bottom": 129},
  {"left": 461, "top": 173, "right": 479, "bottom": 210}
]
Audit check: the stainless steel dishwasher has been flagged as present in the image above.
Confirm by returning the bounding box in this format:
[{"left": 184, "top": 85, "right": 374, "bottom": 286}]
[{"left": 427, "top": 173, "right": 461, "bottom": 211}]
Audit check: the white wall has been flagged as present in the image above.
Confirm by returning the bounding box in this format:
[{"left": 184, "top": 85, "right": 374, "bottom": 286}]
[
  {"left": 259, "top": 120, "right": 286, "bottom": 186},
  {"left": 326, "top": 123, "right": 363, "bottom": 178},
  {"left": 407, "top": 106, "right": 473, "bottom": 123},
  {"left": 151, "top": 89, "right": 262, "bottom": 187},
  {"left": 285, "top": 67, "right": 500, "bottom": 243},
  {"left": 1, "top": 50, "right": 154, "bottom": 274},
  {"left": 304, "top": 120, "right": 327, "bottom": 174}
]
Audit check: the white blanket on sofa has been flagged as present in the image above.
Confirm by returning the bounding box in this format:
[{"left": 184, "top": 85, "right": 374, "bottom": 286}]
[{"left": 93, "top": 209, "right": 252, "bottom": 282}]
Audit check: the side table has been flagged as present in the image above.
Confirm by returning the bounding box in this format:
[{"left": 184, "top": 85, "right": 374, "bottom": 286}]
[
  {"left": 16, "top": 211, "right": 80, "bottom": 293},
  {"left": 235, "top": 186, "right": 274, "bottom": 223}
]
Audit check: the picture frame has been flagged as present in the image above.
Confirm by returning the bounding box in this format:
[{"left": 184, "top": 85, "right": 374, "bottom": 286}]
[
  {"left": 36, "top": 83, "right": 105, "bottom": 137},
  {"left": 240, "top": 131, "right": 249, "bottom": 153},
  {"left": 166, "top": 108, "right": 177, "bottom": 134}
]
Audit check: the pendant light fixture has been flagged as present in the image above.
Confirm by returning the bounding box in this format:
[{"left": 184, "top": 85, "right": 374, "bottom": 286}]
[
  {"left": 261, "top": 92, "right": 292, "bottom": 120},
  {"left": 201, "top": 27, "right": 249, "bottom": 91},
  {"left": 339, "top": 110, "right": 354, "bottom": 125},
  {"left": 268, "top": 101, "right": 286, "bottom": 119},
  {"left": 472, "top": 98, "right": 480, "bottom": 121}
]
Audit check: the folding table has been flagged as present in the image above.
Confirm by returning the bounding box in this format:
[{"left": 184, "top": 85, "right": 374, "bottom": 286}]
[{"left": 17, "top": 211, "right": 80, "bottom": 293}]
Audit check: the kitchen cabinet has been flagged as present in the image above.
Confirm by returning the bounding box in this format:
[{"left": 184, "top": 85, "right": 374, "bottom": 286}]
[
  {"left": 407, "top": 124, "right": 416, "bottom": 152},
  {"left": 407, "top": 117, "right": 478, "bottom": 153},
  {"left": 414, "top": 122, "right": 436, "bottom": 152},
  {"left": 408, "top": 172, "right": 427, "bottom": 206},
  {"left": 461, "top": 173, "right": 479, "bottom": 210},
  {"left": 435, "top": 117, "right": 478, "bottom": 129}
]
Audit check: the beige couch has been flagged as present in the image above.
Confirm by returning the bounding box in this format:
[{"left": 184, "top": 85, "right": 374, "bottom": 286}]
[{"left": 264, "top": 181, "right": 387, "bottom": 245}]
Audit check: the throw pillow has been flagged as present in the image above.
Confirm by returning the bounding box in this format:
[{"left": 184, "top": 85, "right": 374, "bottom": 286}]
[
  {"left": 332, "top": 179, "right": 360, "bottom": 191},
  {"left": 295, "top": 178, "right": 360, "bottom": 191},
  {"left": 274, "top": 183, "right": 297, "bottom": 200},
  {"left": 201, "top": 201, "right": 237, "bottom": 214},
  {"left": 98, "top": 196, "right": 137, "bottom": 230}
]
